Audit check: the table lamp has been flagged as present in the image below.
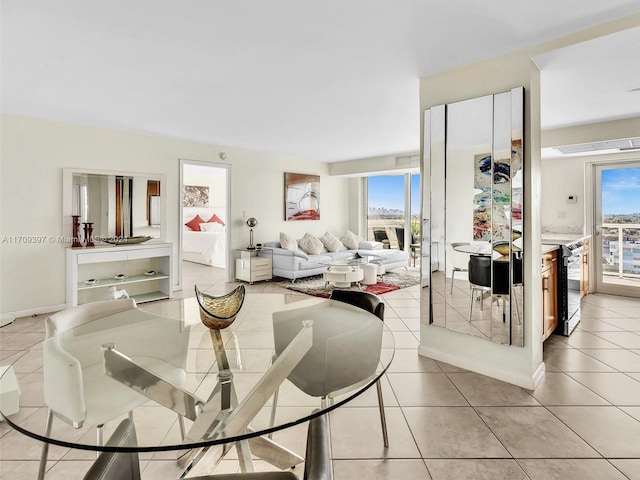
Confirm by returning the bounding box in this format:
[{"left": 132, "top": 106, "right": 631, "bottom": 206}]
[{"left": 246, "top": 217, "right": 258, "bottom": 250}]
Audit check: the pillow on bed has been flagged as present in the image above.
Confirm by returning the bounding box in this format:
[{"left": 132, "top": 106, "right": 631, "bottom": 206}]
[
  {"left": 320, "top": 231, "right": 343, "bottom": 252},
  {"left": 280, "top": 232, "right": 298, "bottom": 251},
  {"left": 185, "top": 214, "right": 205, "bottom": 231},
  {"left": 207, "top": 213, "right": 226, "bottom": 227},
  {"left": 200, "top": 223, "right": 225, "bottom": 233},
  {"left": 299, "top": 233, "right": 324, "bottom": 255}
]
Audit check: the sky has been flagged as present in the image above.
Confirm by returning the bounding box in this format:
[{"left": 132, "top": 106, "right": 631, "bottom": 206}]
[
  {"left": 368, "top": 174, "right": 421, "bottom": 213},
  {"left": 601, "top": 167, "right": 640, "bottom": 215}
]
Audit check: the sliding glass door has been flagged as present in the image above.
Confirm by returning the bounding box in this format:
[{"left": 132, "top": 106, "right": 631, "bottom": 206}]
[
  {"left": 594, "top": 161, "right": 640, "bottom": 297},
  {"left": 366, "top": 172, "right": 420, "bottom": 262}
]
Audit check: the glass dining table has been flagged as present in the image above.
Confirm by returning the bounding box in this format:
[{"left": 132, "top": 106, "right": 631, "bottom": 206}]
[{"left": 0, "top": 293, "right": 394, "bottom": 478}]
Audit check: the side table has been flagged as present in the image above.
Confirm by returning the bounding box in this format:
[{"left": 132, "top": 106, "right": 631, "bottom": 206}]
[{"left": 235, "top": 248, "right": 273, "bottom": 284}]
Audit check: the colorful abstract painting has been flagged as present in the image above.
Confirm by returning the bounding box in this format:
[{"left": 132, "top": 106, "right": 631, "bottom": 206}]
[
  {"left": 285, "top": 173, "right": 320, "bottom": 221},
  {"left": 473, "top": 153, "right": 492, "bottom": 241}
]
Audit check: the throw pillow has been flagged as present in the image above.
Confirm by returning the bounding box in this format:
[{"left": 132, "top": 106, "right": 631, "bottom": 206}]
[
  {"left": 340, "top": 230, "right": 362, "bottom": 250},
  {"left": 280, "top": 232, "right": 298, "bottom": 251},
  {"left": 320, "top": 231, "right": 343, "bottom": 253},
  {"left": 200, "top": 222, "right": 224, "bottom": 232},
  {"left": 298, "top": 233, "right": 324, "bottom": 255},
  {"left": 185, "top": 214, "right": 205, "bottom": 231},
  {"left": 206, "top": 213, "right": 226, "bottom": 227}
]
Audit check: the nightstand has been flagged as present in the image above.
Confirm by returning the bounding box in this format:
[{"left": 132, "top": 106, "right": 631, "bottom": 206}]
[{"left": 235, "top": 248, "right": 273, "bottom": 284}]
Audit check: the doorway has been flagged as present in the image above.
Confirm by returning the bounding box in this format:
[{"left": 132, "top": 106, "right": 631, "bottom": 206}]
[
  {"left": 593, "top": 160, "right": 640, "bottom": 298},
  {"left": 179, "top": 160, "right": 232, "bottom": 288}
]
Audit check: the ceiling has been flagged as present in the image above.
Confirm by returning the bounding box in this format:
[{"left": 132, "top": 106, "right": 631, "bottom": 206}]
[{"left": 2, "top": 1, "right": 640, "bottom": 162}]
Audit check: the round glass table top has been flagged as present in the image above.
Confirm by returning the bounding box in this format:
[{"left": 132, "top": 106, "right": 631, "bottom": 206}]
[{"left": 0, "top": 294, "right": 394, "bottom": 453}]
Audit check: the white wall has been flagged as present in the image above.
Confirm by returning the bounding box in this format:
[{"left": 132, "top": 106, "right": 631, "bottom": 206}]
[
  {"left": 0, "top": 115, "right": 349, "bottom": 315},
  {"left": 541, "top": 156, "right": 589, "bottom": 232}
]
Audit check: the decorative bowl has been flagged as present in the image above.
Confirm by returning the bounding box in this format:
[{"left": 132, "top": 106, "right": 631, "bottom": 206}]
[{"left": 104, "top": 236, "right": 152, "bottom": 245}]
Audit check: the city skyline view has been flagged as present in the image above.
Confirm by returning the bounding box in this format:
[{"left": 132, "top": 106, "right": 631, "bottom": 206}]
[{"left": 367, "top": 174, "right": 421, "bottom": 215}]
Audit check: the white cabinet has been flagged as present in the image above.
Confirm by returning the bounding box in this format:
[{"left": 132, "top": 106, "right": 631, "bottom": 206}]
[
  {"left": 235, "top": 249, "right": 272, "bottom": 284},
  {"left": 66, "top": 243, "right": 172, "bottom": 306}
]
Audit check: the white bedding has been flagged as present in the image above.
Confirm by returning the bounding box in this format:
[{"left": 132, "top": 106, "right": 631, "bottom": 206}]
[{"left": 183, "top": 230, "right": 226, "bottom": 267}]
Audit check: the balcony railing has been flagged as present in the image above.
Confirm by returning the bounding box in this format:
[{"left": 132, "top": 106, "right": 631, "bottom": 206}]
[{"left": 601, "top": 222, "right": 640, "bottom": 282}]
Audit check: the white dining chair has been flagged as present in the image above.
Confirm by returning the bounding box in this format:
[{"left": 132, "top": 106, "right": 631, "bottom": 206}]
[{"left": 39, "top": 299, "right": 189, "bottom": 480}]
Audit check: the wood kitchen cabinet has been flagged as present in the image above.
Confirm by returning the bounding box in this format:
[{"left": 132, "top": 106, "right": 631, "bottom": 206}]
[
  {"left": 580, "top": 237, "right": 590, "bottom": 297},
  {"left": 542, "top": 249, "right": 559, "bottom": 341}
]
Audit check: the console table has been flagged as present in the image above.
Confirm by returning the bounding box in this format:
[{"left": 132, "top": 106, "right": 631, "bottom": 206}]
[{"left": 66, "top": 242, "right": 172, "bottom": 306}]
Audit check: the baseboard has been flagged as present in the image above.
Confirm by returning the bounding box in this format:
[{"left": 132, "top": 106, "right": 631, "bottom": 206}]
[
  {"left": 3, "top": 303, "right": 66, "bottom": 320},
  {"left": 418, "top": 344, "right": 542, "bottom": 390}
]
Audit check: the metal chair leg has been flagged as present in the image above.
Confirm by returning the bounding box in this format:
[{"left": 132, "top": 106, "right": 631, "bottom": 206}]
[
  {"left": 375, "top": 380, "right": 389, "bottom": 448},
  {"left": 37, "top": 408, "right": 54, "bottom": 480}
]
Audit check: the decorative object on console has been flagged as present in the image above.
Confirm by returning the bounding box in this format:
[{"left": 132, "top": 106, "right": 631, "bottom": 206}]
[
  {"left": 183, "top": 185, "right": 209, "bottom": 206},
  {"left": 246, "top": 217, "right": 258, "bottom": 250},
  {"left": 108, "top": 286, "right": 130, "bottom": 300},
  {"left": 82, "top": 222, "right": 95, "bottom": 247},
  {"left": 103, "top": 236, "right": 152, "bottom": 245},
  {"left": 284, "top": 172, "right": 320, "bottom": 221},
  {"left": 71, "top": 215, "right": 82, "bottom": 247}
]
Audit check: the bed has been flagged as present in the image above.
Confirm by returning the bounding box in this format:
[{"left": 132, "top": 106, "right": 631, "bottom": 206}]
[{"left": 182, "top": 207, "right": 227, "bottom": 268}]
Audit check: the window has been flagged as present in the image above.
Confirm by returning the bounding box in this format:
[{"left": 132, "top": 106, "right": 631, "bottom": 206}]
[{"left": 366, "top": 173, "right": 420, "bottom": 250}]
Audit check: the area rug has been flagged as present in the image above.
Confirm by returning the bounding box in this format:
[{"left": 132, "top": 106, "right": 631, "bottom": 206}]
[{"left": 280, "top": 271, "right": 420, "bottom": 298}]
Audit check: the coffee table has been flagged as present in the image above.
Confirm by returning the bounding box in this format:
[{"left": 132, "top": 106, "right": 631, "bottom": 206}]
[{"left": 320, "top": 258, "right": 367, "bottom": 288}]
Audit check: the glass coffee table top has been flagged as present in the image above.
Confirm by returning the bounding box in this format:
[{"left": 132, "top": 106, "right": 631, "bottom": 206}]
[{"left": 319, "top": 257, "right": 368, "bottom": 268}]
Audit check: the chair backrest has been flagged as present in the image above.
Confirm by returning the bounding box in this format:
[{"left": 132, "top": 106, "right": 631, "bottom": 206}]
[
  {"left": 395, "top": 228, "right": 405, "bottom": 250},
  {"left": 373, "top": 230, "right": 388, "bottom": 243},
  {"left": 272, "top": 303, "right": 383, "bottom": 397},
  {"left": 329, "top": 290, "right": 384, "bottom": 321},
  {"left": 46, "top": 299, "right": 137, "bottom": 338},
  {"left": 83, "top": 418, "right": 141, "bottom": 480},
  {"left": 492, "top": 254, "right": 523, "bottom": 294},
  {"left": 468, "top": 255, "right": 491, "bottom": 288}
]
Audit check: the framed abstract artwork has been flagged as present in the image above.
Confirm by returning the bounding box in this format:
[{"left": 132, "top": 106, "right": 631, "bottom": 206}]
[
  {"left": 183, "top": 185, "right": 209, "bottom": 207},
  {"left": 284, "top": 172, "right": 320, "bottom": 221}
]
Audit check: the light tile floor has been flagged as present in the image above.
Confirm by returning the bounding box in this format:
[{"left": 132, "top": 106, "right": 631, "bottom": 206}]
[{"left": 1, "top": 261, "right": 640, "bottom": 479}]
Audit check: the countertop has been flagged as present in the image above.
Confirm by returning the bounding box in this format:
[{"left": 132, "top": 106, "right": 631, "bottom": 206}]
[{"left": 541, "top": 244, "right": 559, "bottom": 254}]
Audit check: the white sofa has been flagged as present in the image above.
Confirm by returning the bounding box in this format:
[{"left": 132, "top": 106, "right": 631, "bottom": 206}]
[{"left": 261, "top": 240, "right": 409, "bottom": 281}]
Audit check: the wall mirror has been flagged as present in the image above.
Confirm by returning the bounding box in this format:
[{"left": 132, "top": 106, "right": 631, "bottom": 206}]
[
  {"left": 63, "top": 170, "right": 163, "bottom": 242},
  {"left": 421, "top": 87, "right": 524, "bottom": 346}
]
